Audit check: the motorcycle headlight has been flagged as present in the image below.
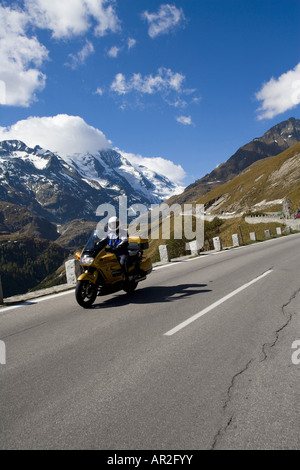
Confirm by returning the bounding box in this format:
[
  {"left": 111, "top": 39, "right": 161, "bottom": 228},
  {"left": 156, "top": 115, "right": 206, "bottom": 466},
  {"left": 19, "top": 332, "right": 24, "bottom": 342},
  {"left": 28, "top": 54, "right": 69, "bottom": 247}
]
[{"left": 81, "top": 255, "right": 95, "bottom": 266}]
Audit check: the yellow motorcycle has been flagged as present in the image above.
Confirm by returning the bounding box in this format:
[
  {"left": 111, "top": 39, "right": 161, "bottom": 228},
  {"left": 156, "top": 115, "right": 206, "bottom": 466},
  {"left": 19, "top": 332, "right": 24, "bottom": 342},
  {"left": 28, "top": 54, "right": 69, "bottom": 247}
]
[{"left": 75, "top": 231, "right": 152, "bottom": 308}]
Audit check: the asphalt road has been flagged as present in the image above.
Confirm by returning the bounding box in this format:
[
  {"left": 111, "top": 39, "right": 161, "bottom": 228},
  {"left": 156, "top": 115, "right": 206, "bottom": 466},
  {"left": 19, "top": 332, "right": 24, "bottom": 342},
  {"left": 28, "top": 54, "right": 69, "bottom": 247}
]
[{"left": 0, "top": 234, "right": 299, "bottom": 450}]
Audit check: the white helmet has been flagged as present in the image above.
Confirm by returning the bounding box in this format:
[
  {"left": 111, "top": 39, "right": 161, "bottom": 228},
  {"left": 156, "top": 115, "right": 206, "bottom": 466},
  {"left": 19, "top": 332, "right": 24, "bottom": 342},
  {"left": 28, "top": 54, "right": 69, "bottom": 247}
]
[{"left": 108, "top": 216, "right": 119, "bottom": 232}]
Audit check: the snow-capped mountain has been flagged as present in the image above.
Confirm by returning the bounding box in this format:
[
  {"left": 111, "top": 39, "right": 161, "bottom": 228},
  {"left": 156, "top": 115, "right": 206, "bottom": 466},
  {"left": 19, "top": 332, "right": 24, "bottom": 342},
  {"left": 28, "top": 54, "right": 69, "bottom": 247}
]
[
  {"left": 64, "top": 148, "right": 181, "bottom": 204},
  {"left": 0, "top": 140, "right": 180, "bottom": 223}
]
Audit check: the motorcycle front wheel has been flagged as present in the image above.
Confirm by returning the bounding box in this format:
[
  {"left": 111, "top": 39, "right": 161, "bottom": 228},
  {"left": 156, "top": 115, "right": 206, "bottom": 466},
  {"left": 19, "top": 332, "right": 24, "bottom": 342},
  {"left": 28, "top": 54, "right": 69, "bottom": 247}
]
[{"left": 75, "top": 280, "right": 98, "bottom": 308}]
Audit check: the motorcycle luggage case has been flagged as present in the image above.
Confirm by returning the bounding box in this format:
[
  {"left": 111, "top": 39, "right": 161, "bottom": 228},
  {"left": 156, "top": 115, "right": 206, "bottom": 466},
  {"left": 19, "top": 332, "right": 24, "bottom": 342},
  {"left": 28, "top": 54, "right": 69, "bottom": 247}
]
[
  {"left": 128, "top": 237, "right": 149, "bottom": 251},
  {"left": 140, "top": 257, "right": 152, "bottom": 275}
]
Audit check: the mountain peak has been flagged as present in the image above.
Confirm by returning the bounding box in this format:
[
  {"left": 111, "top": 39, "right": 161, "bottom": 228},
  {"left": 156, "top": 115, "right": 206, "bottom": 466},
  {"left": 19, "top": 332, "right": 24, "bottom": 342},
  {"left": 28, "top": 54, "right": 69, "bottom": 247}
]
[
  {"left": 0, "top": 140, "right": 27, "bottom": 152},
  {"left": 0, "top": 139, "right": 180, "bottom": 223},
  {"left": 168, "top": 117, "right": 300, "bottom": 205},
  {"left": 261, "top": 117, "right": 300, "bottom": 145},
  {"left": 98, "top": 149, "right": 123, "bottom": 168}
]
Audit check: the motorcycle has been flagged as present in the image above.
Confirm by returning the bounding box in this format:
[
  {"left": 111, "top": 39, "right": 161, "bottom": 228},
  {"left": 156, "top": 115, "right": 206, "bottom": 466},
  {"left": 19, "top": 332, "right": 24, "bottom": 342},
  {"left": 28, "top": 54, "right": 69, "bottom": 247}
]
[{"left": 75, "top": 231, "right": 152, "bottom": 308}]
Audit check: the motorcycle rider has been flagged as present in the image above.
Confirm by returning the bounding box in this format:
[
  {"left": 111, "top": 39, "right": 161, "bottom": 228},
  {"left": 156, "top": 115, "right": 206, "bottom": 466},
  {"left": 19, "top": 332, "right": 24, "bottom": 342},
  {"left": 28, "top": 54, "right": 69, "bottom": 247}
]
[{"left": 106, "top": 216, "right": 129, "bottom": 280}]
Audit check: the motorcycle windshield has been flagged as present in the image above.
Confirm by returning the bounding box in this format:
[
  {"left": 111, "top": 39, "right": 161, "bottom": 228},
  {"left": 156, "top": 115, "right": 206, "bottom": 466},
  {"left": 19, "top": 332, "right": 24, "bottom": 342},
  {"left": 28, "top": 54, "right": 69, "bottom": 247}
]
[{"left": 83, "top": 231, "right": 107, "bottom": 253}]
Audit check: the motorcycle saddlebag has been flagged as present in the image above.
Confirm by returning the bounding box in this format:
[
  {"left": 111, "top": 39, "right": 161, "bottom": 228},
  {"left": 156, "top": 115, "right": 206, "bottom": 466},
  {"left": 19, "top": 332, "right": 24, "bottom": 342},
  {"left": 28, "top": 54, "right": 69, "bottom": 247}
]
[
  {"left": 128, "top": 237, "right": 149, "bottom": 251},
  {"left": 140, "top": 257, "right": 152, "bottom": 275}
]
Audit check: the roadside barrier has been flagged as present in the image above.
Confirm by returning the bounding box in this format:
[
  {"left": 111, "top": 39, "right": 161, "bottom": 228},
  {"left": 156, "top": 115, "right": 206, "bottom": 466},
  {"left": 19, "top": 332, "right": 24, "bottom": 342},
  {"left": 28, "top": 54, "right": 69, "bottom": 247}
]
[
  {"left": 159, "top": 245, "right": 171, "bottom": 263},
  {"left": 65, "top": 259, "right": 82, "bottom": 285}
]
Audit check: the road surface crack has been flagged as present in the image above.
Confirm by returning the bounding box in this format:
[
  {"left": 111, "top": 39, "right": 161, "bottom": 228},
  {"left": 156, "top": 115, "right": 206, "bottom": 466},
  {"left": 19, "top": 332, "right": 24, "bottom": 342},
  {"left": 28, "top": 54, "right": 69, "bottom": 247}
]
[
  {"left": 0, "top": 321, "right": 48, "bottom": 340},
  {"left": 211, "top": 358, "right": 254, "bottom": 450},
  {"left": 211, "top": 286, "right": 300, "bottom": 449},
  {"left": 260, "top": 287, "right": 300, "bottom": 362}
]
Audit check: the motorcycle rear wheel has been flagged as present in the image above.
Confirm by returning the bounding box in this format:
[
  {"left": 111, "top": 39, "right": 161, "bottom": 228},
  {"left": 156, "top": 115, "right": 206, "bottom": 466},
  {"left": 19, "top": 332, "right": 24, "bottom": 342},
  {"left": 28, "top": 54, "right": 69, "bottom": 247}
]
[{"left": 75, "top": 280, "right": 98, "bottom": 308}]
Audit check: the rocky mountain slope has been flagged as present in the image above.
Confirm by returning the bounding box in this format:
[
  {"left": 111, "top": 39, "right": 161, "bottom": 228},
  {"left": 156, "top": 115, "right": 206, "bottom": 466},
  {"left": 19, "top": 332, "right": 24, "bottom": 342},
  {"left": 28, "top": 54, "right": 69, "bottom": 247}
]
[
  {"left": 0, "top": 201, "right": 59, "bottom": 240},
  {"left": 0, "top": 140, "right": 180, "bottom": 224},
  {"left": 199, "top": 142, "right": 300, "bottom": 215},
  {"left": 169, "top": 117, "right": 300, "bottom": 205}
]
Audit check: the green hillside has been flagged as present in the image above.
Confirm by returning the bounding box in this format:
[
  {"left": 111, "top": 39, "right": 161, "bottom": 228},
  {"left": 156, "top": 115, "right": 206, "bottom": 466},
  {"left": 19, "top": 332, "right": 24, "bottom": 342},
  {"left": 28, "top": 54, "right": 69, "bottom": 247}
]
[
  {"left": 199, "top": 143, "right": 300, "bottom": 214},
  {"left": 0, "top": 236, "right": 69, "bottom": 297}
]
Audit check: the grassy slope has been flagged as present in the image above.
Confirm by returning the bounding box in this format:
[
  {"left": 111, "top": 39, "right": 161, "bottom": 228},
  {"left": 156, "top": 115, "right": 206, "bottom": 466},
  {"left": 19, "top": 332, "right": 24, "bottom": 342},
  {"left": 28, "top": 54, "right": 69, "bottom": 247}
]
[
  {"left": 212, "top": 218, "right": 285, "bottom": 247},
  {"left": 199, "top": 143, "right": 300, "bottom": 213},
  {"left": 147, "top": 143, "right": 300, "bottom": 261}
]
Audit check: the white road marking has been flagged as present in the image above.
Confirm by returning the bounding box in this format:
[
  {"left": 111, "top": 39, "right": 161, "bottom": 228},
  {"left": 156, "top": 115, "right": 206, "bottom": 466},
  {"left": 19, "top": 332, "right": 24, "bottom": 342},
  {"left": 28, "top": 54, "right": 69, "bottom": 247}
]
[
  {"left": 154, "top": 261, "right": 189, "bottom": 271},
  {"left": 164, "top": 269, "right": 273, "bottom": 336},
  {"left": 0, "top": 303, "right": 32, "bottom": 314},
  {"left": 32, "top": 289, "right": 75, "bottom": 304},
  {"left": 0, "top": 289, "right": 75, "bottom": 314}
]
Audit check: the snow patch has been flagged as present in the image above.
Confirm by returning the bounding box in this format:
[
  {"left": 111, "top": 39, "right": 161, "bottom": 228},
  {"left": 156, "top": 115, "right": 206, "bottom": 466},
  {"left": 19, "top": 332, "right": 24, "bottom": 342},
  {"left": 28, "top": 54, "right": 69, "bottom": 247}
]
[
  {"left": 9, "top": 151, "right": 50, "bottom": 170},
  {"left": 254, "top": 199, "right": 283, "bottom": 208},
  {"left": 254, "top": 174, "right": 264, "bottom": 182}
]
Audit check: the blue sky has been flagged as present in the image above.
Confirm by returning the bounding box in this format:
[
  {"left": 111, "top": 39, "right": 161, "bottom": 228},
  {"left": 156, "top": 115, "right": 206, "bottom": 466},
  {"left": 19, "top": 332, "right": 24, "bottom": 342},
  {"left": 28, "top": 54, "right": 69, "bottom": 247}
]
[{"left": 0, "top": 0, "right": 300, "bottom": 186}]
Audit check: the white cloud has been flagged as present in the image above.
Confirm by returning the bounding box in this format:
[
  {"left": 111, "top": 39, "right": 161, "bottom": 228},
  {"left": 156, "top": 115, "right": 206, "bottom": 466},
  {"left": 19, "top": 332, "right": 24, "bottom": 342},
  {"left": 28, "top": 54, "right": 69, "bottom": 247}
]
[
  {"left": 85, "top": 0, "right": 121, "bottom": 37},
  {"left": 95, "top": 87, "right": 104, "bottom": 96},
  {"left": 25, "top": 0, "right": 120, "bottom": 39},
  {"left": 0, "top": 1, "right": 121, "bottom": 107},
  {"left": 118, "top": 150, "right": 186, "bottom": 186},
  {"left": 256, "top": 63, "right": 300, "bottom": 120},
  {"left": 192, "top": 96, "right": 201, "bottom": 103},
  {"left": 128, "top": 38, "right": 137, "bottom": 50},
  {"left": 111, "top": 73, "right": 128, "bottom": 95},
  {"left": 0, "top": 80, "right": 6, "bottom": 105},
  {"left": 166, "top": 98, "right": 187, "bottom": 108},
  {"left": 0, "top": 115, "right": 111, "bottom": 156},
  {"left": 0, "top": 4, "right": 48, "bottom": 107},
  {"left": 108, "top": 45, "right": 121, "bottom": 58},
  {"left": 176, "top": 115, "right": 192, "bottom": 125},
  {"left": 142, "top": 4, "right": 186, "bottom": 39},
  {"left": 107, "top": 38, "right": 137, "bottom": 59},
  {"left": 66, "top": 40, "right": 95, "bottom": 69},
  {"left": 110, "top": 67, "right": 185, "bottom": 95},
  {"left": 107, "top": 39, "right": 136, "bottom": 59}
]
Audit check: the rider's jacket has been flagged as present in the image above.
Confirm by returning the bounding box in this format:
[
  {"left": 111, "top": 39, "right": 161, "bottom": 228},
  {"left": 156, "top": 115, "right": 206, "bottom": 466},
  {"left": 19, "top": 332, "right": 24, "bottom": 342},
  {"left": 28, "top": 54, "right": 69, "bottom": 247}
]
[{"left": 107, "top": 229, "right": 129, "bottom": 253}]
